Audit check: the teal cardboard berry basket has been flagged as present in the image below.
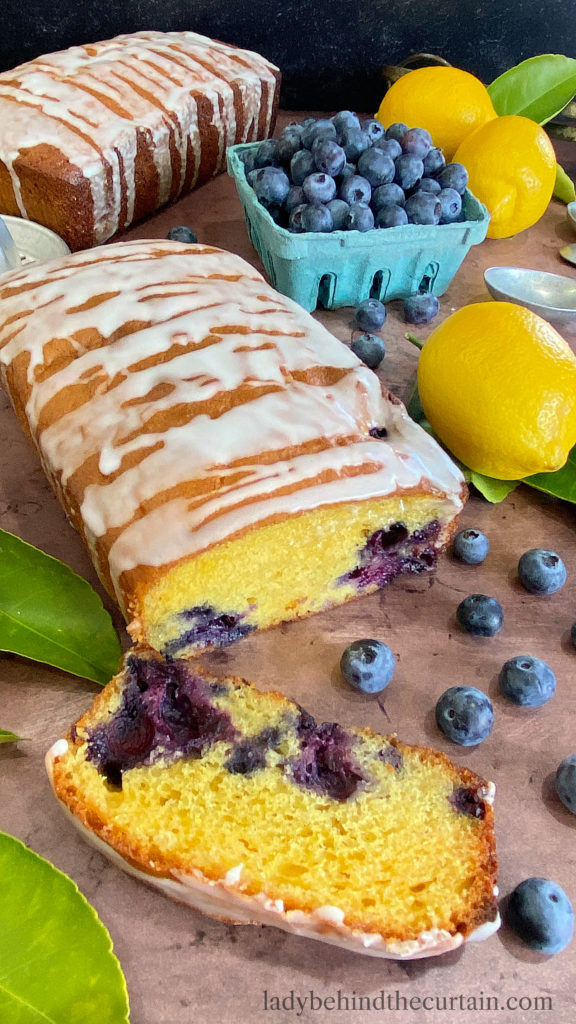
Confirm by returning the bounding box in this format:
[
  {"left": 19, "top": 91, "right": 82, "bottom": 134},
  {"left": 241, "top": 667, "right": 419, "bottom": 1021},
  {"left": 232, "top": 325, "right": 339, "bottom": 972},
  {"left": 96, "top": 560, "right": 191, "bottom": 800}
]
[{"left": 227, "top": 142, "right": 490, "bottom": 312}]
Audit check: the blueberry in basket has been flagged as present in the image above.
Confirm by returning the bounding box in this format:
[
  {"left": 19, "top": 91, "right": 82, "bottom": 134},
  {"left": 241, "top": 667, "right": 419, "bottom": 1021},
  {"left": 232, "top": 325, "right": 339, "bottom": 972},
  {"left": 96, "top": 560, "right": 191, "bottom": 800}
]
[{"left": 242, "top": 113, "right": 469, "bottom": 235}]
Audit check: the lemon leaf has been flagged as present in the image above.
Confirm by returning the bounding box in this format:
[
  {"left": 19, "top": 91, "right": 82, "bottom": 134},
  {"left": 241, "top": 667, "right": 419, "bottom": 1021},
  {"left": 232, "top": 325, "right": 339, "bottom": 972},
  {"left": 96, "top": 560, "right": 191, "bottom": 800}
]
[
  {"left": 0, "top": 729, "right": 21, "bottom": 744},
  {"left": 524, "top": 446, "right": 576, "bottom": 503},
  {"left": 488, "top": 54, "right": 576, "bottom": 125},
  {"left": 0, "top": 831, "right": 130, "bottom": 1022},
  {"left": 0, "top": 528, "right": 121, "bottom": 685},
  {"left": 554, "top": 163, "right": 576, "bottom": 204},
  {"left": 467, "top": 472, "right": 520, "bottom": 503}
]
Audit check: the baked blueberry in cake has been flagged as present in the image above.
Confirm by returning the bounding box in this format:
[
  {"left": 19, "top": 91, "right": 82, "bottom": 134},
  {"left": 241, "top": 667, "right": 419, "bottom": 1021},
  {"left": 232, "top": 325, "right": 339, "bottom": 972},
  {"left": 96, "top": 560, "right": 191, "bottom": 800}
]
[
  {"left": 0, "top": 241, "right": 466, "bottom": 658},
  {"left": 47, "top": 649, "right": 499, "bottom": 959}
]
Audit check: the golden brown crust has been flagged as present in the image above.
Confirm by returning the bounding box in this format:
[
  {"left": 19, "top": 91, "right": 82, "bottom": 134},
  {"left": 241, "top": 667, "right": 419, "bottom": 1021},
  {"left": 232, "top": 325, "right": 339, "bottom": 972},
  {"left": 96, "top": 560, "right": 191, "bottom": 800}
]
[{"left": 0, "top": 33, "right": 281, "bottom": 249}]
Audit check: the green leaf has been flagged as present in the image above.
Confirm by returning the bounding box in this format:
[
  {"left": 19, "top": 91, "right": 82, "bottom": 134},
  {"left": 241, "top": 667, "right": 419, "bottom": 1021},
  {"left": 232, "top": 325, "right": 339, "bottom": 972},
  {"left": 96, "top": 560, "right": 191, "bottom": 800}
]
[
  {"left": 0, "top": 831, "right": 130, "bottom": 1023},
  {"left": 524, "top": 445, "right": 576, "bottom": 502},
  {"left": 0, "top": 729, "right": 21, "bottom": 744},
  {"left": 488, "top": 54, "right": 576, "bottom": 124},
  {"left": 553, "top": 163, "right": 576, "bottom": 203},
  {"left": 468, "top": 472, "right": 519, "bottom": 503},
  {"left": 0, "top": 529, "right": 121, "bottom": 685}
]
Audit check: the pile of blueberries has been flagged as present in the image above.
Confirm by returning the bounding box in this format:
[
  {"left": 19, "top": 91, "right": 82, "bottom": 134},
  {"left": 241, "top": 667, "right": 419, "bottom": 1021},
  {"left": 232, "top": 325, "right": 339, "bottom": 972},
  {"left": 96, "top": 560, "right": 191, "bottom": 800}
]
[
  {"left": 242, "top": 112, "right": 469, "bottom": 236},
  {"left": 340, "top": 533, "right": 575, "bottom": 955}
]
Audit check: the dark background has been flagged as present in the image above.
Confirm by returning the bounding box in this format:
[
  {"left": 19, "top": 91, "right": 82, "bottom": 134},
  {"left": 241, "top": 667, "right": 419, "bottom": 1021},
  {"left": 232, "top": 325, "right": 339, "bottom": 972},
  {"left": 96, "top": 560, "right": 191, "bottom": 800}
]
[{"left": 3, "top": 0, "right": 576, "bottom": 110}]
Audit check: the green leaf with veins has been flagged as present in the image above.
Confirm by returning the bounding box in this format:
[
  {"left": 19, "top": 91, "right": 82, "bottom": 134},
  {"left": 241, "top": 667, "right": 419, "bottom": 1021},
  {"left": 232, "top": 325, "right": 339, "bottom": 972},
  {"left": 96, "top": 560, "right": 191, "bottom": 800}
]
[
  {"left": 0, "top": 831, "right": 130, "bottom": 1023},
  {"left": 0, "top": 729, "right": 22, "bottom": 743},
  {"left": 488, "top": 54, "right": 576, "bottom": 124},
  {"left": 0, "top": 528, "right": 121, "bottom": 684}
]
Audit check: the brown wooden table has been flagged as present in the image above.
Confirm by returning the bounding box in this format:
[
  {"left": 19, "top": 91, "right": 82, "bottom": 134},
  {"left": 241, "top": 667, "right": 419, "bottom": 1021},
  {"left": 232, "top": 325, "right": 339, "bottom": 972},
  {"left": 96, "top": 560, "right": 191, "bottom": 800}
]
[{"left": 1, "top": 114, "right": 576, "bottom": 1024}]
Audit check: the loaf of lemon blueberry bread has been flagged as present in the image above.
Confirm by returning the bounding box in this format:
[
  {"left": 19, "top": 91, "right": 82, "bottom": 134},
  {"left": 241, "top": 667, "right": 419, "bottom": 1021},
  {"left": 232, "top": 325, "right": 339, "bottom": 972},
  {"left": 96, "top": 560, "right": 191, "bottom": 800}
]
[
  {"left": 0, "top": 240, "right": 465, "bottom": 656},
  {"left": 47, "top": 648, "right": 499, "bottom": 958},
  {"left": 0, "top": 30, "right": 280, "bottom": 249}
]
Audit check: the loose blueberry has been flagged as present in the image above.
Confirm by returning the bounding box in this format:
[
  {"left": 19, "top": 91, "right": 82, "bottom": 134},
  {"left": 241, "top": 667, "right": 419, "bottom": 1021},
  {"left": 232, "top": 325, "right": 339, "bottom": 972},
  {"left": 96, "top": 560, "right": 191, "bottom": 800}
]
[
  {"left": 351, "top": 332, "right": 386, "bottom": 369},
  {"left": 313, "top": 139, "right": 346, "bottom": 177},
  {"left": 403, "top": 292, "right": 440, "bottom": 324},
  {"left": 340, "top": 639, "right": 395, "bottom": 693},
  {"left": 290, "top": 149, "right": 316, "bottom": 186},
  {"left": 375, "top": 204, "right": 408, "bottom": 228},
  {"left": 405, "top": 192, "right": 441, "bottom": 225},
  {"left": 332, "top": 110, "right": 361, "bottom": 135},
  {"left": 453, "top": 528, "right": 490, "bottom": 564},
  {"left": 372, "top": 182, "right": 406, "bottom": 211},
  {"left": 284, "top": 184, "right": 306, "bottom": 214},
  {"left": 302, "top": 172, "right": 337, "bottom": 204},
  {"left": 394, "top": 154, "right": 424, "bottom": 191},
  {"left": 166, "top": 225, "right": 198, "bottom": 244},
  {"left": 435, "top": 685, "right": 494, "bottom": 745},
  {"left": 254, "top": 138, "right": 280, "bottom": 168},
  {"left": 252, "top": 165, "right": 291, "bottom": 205},
  {"left": 386, "top": 122, "right": 409, "bottom": 142},
  {"left": 438, "top": 187, "right": 462, "bottom": 223},
  {"left": 341, "top": 127, "right": 371, "bottom": 162},
  {"left": 326, "top": 198, "right": 350, "bottom": 230},
  {"left": 301, "top": 203, "right": 334, "bottom": 233},
  {"left": 339, "top": 174, "right": 372, "bottom": 205},
  {"left": 416, "top": 177, "right": 442, "bottom": 195},
  {"left": 362, "top": 118, "right": 386, "bottom": 143},
  {"left": 356, "top": 297, "right": 386, "bottom": 332},
  {"left": 507, "top": 878, "right": 574, "bottom": 954},
  {"left": 301, "top": 119, "right": 337, "bottom": 149},
  {"left": 437, "top": 162, "right": 469, "bottom": 194},
  {"left": 357, "top": 149, "right": 395, "bottom": 187},
  {"left": 518, "top": 549, "right": 567, "bottom": 595},
  {"left": 499, "top": 655, "right": 556, "bottom": 707},
  {"left": 343, "top": 203, "right": 375, "bottom": 232},
  {"left": 401, "top": 127, "right": 433, "bottom": 158},
  {"left": 373, "top": 137, "right": 402, "bottom": 161},
  {"left": 556, "top": 754, "right": 576, "bottom": 814},
  {"left": 457, "top": 594, "right": 504, "bottom": 636},
  {"left": 423, "top": 147, "right": 446, "bottom": 176}
]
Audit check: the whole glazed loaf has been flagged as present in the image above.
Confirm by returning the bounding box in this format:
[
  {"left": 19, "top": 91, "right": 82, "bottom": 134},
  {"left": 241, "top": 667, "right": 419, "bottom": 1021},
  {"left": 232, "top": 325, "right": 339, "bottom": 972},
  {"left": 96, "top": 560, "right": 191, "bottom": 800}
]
[
  {"left": 0, "top": 240, "right": 466, "bottom": 656},
  {"left": 47, "top": 649, "right": 499, "bottom": 959},
  {"left": 0, "top": 31, "right": 280, "bottom": 249}
]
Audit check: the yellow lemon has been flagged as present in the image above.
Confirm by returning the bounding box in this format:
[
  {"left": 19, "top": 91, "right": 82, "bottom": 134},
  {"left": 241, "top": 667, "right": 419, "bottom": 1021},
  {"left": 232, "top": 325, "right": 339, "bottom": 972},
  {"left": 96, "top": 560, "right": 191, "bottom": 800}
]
[
  {"left": 376, "top": 66, "right": 497, "bottom": 159},
  {"left": 453, "top": 115, "right": 556, "bottom": 238},
  {"left": 417, "top": 302, "right": 576, "bottom": 480}
]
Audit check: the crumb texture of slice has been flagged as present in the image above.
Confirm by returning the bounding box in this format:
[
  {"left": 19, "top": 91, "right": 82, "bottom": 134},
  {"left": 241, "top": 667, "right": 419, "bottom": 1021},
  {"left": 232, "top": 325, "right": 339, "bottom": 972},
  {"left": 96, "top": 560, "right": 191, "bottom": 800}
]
[{"left": 51, "top": 650, "right": 497, "bottom": 949}]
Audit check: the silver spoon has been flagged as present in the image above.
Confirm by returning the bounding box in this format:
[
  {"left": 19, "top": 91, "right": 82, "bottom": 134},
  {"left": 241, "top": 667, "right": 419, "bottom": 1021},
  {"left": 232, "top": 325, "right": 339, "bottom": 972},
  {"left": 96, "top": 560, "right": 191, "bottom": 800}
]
[
  {"left": 484, "top": 265, "right": 576, "bottom": 328},
  {"left": 559, "top": 243, "right": 576, "bottom": 268}
]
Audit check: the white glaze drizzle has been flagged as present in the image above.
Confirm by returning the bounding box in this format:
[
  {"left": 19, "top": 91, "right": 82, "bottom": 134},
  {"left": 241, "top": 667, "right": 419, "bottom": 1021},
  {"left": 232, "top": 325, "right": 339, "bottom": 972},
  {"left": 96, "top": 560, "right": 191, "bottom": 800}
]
[
  {"left": 0, "top": 241, "right": 465, "bottom": 613},
  {"left": 0, "top": 31, "right": 278, "bottom": 242}
]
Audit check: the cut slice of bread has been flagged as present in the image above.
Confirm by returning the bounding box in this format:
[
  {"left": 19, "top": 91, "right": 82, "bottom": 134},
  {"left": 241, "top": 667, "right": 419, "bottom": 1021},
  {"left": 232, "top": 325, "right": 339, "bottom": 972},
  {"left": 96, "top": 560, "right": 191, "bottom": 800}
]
[{"left": 47, "top": 649, "right": 499, "bottom": 959}]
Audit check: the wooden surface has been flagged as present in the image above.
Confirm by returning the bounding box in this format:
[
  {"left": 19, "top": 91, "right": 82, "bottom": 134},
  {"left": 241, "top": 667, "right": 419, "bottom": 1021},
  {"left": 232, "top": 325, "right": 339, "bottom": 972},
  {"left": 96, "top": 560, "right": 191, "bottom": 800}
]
[{"left": 2, "top": 114, "right": 576, "bottom": 1024}]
